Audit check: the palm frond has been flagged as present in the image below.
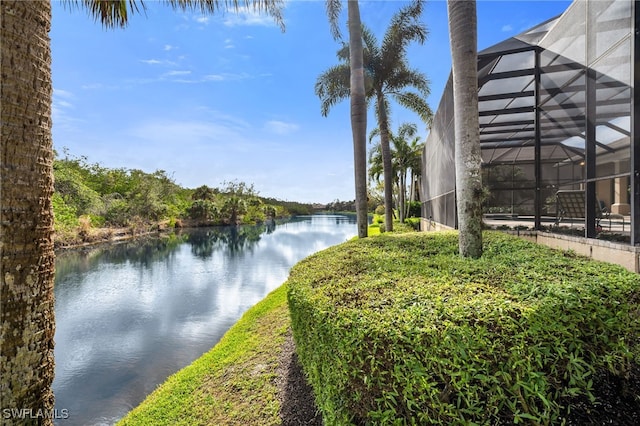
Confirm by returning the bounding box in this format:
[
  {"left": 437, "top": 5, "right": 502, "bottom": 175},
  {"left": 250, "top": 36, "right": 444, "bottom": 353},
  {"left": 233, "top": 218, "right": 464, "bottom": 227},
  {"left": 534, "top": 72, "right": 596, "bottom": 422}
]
[
  {"left": 63, "top": 0, "right": 142, "bottom": 28},
  {"left": 361, "top": 26, "right": 380, "bottom": 61},
  {"left": 368, "top": 143, "right": 384, "bottom": 182},
  {"left": 336, "top": 42, "right": 350, "bottom": 62},
  {"left": 171, "top": 0, "right": 285, "bottom": 30},
  {"left": 315, "top": 64, "right": 351, "bottom": 117},
  {"left": 64, "top": 0, "right": 284, "bottom": 30},
  {"left": 386, "top": 67, "right": 431, "bottom": 96},
  {"left": 325, "top": 0, "right": 343, "bottom": 40},
  {"left": 368, "top": 127, "right": 381, "bottom": 144},
  {"left": 393, "top": 91, "right": 433, "bottom": 127},
  {"left": 397, "top": 122, "right": 418, "bottom": 140},
  {"left": 380, "top": 0, "right": 427, "bottom": 72}
]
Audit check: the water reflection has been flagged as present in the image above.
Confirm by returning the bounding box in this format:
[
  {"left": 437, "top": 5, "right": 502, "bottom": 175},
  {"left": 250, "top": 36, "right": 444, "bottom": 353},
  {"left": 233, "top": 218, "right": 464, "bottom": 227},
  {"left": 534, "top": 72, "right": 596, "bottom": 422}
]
[{"left": 52, "top": 215, "right": 356, "bottom": 425}]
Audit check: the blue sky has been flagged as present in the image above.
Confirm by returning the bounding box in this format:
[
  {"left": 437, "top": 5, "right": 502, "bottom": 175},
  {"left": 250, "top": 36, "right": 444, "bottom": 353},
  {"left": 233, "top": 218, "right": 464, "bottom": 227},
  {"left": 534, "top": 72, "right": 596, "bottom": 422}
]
[{"left": 51, "top": 0, "right": 571, "bottom": 204}]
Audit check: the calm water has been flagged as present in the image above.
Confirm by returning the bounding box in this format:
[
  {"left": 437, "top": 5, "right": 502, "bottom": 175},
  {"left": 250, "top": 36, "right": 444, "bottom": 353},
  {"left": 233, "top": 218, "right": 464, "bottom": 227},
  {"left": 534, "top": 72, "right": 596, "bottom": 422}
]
[{"left": 52, "top": 214, "right": 356, "bottom": 425}]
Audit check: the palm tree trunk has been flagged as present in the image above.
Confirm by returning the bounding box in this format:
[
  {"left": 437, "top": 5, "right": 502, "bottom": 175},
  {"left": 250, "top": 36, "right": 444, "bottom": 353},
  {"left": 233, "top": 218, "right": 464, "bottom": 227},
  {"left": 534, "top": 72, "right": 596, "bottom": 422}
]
[
  {"left": 1, "top": 1, "right": 57, "bottom": 421},
  {"left": 447, "top": 0, "right": 483, "bottom": 258},
  {"left": 376, "top": 94, "right": 394, "bottom": 232},
  {"left": 348, "top": 0, "right": 368, "bottom": 238},
  {"left": 409, "top": 172, "right": 416, "bottom": 203},
  {"left": 399, "top": 172, "right": 406, "bottom": 222}
]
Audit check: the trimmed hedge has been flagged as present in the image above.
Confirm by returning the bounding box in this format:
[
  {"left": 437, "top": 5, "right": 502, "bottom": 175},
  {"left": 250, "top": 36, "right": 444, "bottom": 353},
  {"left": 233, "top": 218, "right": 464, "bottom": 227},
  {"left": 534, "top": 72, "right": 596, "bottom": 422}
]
[{"left": 287, "top": 231, "right": 640, "bottom": 425}]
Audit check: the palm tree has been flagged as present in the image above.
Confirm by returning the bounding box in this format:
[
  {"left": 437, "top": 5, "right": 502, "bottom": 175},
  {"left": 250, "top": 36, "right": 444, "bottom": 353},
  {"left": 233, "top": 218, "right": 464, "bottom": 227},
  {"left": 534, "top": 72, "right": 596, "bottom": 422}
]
[
  {"left": 391, "top": 123, "right": 423, "bottom": 222},
  {"left": 317, "top": 0, "right": 431, "bottom": 232},
  {"left": 447, "top": 0, "right": 483, "bottom": 258},
  {"left": 0, "top": 1, "right": 282, "bottom": 420},
  {"left": 325, "top": 0, "right": 368, "bottom": 238},
  {"left": 369, "top": 123, "right": 424, "bottom": 223}
]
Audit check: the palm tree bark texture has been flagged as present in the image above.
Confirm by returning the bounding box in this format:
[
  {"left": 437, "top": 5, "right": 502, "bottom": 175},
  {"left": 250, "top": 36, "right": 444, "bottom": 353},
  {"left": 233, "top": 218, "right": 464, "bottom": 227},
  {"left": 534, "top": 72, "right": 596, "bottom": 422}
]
[
  {"left": 447, "top": 0, "right": 483, "bottom": 258},
  {"left": 1, "top": 1, "right": 57, "bottom": 422},
  {"left": 347, "top": 0, "right": 369, "bottom": 239}
]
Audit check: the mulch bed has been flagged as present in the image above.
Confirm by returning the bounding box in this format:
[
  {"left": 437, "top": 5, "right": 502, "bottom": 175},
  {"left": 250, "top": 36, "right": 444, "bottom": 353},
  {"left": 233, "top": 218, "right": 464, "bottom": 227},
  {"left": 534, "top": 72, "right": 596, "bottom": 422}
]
[{"left": 276, "top": 331, "right": 323, "bottom": 425}]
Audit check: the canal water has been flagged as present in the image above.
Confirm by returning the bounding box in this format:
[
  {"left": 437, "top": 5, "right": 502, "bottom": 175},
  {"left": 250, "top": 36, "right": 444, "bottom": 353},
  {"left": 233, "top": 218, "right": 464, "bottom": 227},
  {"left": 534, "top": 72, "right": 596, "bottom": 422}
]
[{"left": 52, "top": 214, "right": 356, "bottom": 425}]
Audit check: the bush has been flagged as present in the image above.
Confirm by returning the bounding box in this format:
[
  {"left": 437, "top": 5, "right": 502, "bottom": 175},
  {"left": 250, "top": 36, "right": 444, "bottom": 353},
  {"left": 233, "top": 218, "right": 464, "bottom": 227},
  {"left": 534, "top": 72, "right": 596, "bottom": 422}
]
[
  {"left": 407, "top": 201, "right": 421, "bottom": 218},
  {"left": 287, "top": 232, "right": 640, "bottom": 425},
  {"left": 373, "top": 214, "right": 385, "bottom": 225},
  {"left": 52, "top": 192, "right": 78, "bottom": 231},
  {"left": 375, "top": 205, "right": 385, "bottom": 216},
  {"left": 404, "top": 217, "right": 420, "bottom": 230}
]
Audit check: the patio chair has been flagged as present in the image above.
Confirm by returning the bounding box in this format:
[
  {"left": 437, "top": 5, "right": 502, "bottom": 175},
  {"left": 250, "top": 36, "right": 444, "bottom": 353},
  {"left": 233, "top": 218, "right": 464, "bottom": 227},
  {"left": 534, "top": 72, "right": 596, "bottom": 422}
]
[{"left": 555, "top": 190, "right": 626, "bottom": 231}]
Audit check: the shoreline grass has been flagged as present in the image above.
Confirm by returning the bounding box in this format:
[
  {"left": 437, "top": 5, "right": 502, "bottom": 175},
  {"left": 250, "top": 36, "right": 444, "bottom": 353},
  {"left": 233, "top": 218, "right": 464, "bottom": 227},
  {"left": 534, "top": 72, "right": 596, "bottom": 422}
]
[{"left": 117, "top": 284, "right": 291, "bottom": 426}]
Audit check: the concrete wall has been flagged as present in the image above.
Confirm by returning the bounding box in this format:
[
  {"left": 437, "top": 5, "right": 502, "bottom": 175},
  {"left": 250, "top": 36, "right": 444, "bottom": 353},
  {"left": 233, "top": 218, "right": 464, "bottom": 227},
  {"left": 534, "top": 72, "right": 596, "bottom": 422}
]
[
  {"left": 534, "top": 232, "right": 639, "bottom": 273},
  {"left": 420, "top": 218, "right": 455, "bottom": 232},
  {"left": 422, "top": 225, "right": 640, "bottom": 273}
]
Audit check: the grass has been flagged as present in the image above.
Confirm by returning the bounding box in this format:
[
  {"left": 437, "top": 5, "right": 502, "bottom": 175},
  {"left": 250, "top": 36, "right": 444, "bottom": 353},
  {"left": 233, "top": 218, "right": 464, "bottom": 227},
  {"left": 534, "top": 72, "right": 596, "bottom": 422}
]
[{"left": 117, "top": 284, "right": 291, "bottom": 426}]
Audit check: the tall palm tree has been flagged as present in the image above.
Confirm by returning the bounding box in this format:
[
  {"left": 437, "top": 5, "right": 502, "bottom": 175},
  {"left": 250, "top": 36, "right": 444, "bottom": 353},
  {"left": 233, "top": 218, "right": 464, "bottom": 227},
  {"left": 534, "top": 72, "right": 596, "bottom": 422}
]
[
  {"left": 325, "top": 0, "right": 368, "bottom": 238},
  {"left": 447, "top": 0, "right": 482, "bottom": 258},
  {"left": 0, "top": 1, "right": 282, "bottom": 421},
  {"left": 317, "top": 0, "right": 432, "bottom": 232}
]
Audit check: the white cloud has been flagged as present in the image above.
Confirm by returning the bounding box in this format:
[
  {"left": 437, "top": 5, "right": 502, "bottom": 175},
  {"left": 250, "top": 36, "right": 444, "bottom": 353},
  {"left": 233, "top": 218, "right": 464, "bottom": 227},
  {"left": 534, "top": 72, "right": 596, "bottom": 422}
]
[
  {"left": 164, "top": 44, "right": 176, "bottom": 51},
  {"left": 195, "top": 16, "right": 210, "bottom": 24},
  {"left": 223, "top": 7, "right": 279, "bottom": 28},
  {"left": 195, "top": 107, "right": 251, "bottom": 129},
  {"left": 52, "top": 88, "right": 82, "bottom": 132},
  {"left": 163, "top": 70, "right": 192, "bottom": 77},
  {"left": 203, "top": 72, "right": 251, "bottom": 82},
  {"left": 78, "top": 82, "right": 123, "bottom": 90},
  {"left": 57, "top": 100, "right": 74, "bottom": 108},
  {"left": 264, "top": 120, "right": 299, "bottom": 135},
  {"left": 54, "top": 88, "right": 74, "bottom": 99},
  {"left": 140, "top": 58, "right": 178, "bottom": 67},
  {"left": 203, "top": 74, "right": 225, "bottom": 82},
  {"left": 502, "top": 24, "right": 513, "bottom": 32}
]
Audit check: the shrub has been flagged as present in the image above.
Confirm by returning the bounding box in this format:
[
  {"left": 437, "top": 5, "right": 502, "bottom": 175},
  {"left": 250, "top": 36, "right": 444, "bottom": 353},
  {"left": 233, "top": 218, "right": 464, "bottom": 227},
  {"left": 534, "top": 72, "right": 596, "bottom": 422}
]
[
  {"left": 407, "top": 201, "right": 421, "bottom": 218},
  {"left": 287, "top": 232, "right": 640, "bottom": 425},
  {"left": 52, "top": 192, "right": 78, "bottom": 231},
  {"left": 375, "top": 205, "right": 385, "bottom": 216},
  {"left": 404, "top": 217, "right": 420, "bottom": 230}
]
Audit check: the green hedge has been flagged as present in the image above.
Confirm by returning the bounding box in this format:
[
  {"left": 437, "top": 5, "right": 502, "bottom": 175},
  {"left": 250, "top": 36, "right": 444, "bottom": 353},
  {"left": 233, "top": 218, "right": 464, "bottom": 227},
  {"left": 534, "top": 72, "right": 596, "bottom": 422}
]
[{"left": 287, "top": 231, "right": 640, "bottom": 425}]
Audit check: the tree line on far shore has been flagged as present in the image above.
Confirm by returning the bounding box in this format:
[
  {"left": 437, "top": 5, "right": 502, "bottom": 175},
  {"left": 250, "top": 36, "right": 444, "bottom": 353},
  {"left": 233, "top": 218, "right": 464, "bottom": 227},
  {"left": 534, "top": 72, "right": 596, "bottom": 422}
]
[{"left": 52, "top": 151, "right": 313, "bottom": 244}]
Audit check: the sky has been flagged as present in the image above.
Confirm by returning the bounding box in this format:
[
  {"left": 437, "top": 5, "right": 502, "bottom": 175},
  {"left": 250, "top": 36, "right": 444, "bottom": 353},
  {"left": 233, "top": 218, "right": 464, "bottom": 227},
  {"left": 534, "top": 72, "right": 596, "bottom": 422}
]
[{"left": 50, "top": 0, "right": 571, "bottom": 204}]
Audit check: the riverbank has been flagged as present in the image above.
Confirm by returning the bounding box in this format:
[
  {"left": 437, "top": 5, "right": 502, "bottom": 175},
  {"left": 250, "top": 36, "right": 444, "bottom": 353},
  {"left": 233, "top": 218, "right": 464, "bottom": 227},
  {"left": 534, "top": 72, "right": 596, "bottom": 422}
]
[
  {"left": 53, "top": 217, "right": 282, "bottom": 251},
  {"left": 54, "top": 222, "right": 174, "bottom": 251}
]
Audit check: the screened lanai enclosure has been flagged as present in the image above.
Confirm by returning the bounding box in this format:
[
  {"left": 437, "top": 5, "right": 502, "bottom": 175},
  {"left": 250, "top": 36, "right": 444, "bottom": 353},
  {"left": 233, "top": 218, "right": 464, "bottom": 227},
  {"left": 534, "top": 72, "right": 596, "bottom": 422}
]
[{"left": 422, "top": 0, "right": 640, "bottom": 245}]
